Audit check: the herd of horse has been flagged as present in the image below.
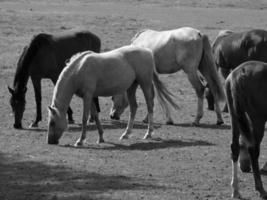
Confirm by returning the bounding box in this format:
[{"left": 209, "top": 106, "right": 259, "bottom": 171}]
[{"left": 7, "top": 27, "right": 267, "bottom": 199}]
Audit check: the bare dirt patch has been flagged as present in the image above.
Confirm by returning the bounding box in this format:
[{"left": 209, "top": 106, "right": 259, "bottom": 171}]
[{"left": 1, "top": 1, "right": 267, "bottom": 199}]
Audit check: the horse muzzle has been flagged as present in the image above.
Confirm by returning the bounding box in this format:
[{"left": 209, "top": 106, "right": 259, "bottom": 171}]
[
  {"left": 47, "top": 134, "right": 59, "bottom": 145},
  {"left": 47, "top": 138, "right": 59, "bottom": 145}
]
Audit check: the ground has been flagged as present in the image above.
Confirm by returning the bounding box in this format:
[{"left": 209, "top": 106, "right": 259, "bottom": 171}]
[{"left": 1, "top": 0, "right": 267, "bottom": 199}]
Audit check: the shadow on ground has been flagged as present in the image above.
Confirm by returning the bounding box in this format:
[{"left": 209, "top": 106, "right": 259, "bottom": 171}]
[
  {"left": 173, "top": 122, "right": 231, "bottom": 130},
  {"left": 0, "top": 153, "right": 168, "bottom": 200},
  {"left": 61, "top": 138, "right": 214, "bottom": 151},
  {"left": 68, "top": 119, "right": 162, "bottom": 132}
]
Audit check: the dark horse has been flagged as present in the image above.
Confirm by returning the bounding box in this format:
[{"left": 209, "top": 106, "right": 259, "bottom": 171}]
[
  {"left": 206, "top": 29, "right": 267, "bottom": 111},
  {"left": 226, "top": 61, "right": 267, "bottom": 199},
  {"left": 8, "top": 30, "right": 101, "bottom": 129}
]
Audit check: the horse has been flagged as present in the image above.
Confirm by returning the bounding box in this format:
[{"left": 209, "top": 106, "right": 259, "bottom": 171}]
[
  {"left": 47, "top": 45, "right": 179, "bottom": 146},
  {"left": 225, "top": 61, "right": 267, "bottom": 199},
  {"left": 8, "top": 30, "right": 101, "bottom": 129},
  {"left": 206, "top": 29, "right": 267, "bottom": 111},
  {"left": 110, "top": 27, "right": 225, "bottom": 126}
]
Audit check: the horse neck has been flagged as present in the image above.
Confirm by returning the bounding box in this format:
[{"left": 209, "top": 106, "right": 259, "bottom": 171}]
[
  {"left": 13, "top": 65, "right": 30, "bottom": 97},
  {"left": 51, "top": 72, "right": 75, "bottom": 115},
  {"left": 13, "top": 45, "right": 34, "bottom": 92}
]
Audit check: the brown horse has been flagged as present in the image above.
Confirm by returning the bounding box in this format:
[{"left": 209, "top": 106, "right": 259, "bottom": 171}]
[
  {"left": 110, "top": 27, "right": 225, "bottom": 126},
  {"left": 47, "top": 46, "right": 179, "bottom": 146},
  {"left": 206, "top": 29, "right": 267, "bottom": 111},
  {"left": 8, "top": 30, "right": 101, "bottom": 129},
  {"left": 226, "top": 61, "right": 267, "bottom": 199}
]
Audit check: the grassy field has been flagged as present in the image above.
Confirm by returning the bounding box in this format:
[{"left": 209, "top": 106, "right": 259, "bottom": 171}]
[{"left": 1, "top": 1, "right": 267, "bottom": 199}]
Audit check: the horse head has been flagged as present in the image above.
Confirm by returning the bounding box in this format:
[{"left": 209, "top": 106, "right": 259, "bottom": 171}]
[
  {"left": 47, "top": 106, "right": 68, "bottom": 145},
  {"left": 110, "top": 93, "right": 129, "bottom": 120},
  {"left": 8, "top": 86, "right": 27, "bottom": 129}
]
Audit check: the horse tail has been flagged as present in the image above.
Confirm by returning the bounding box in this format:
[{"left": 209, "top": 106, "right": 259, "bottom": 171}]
[
  {"left": 225, "top": 74, "right": 252, "bottom": 152},
  {"left": 199, "top": 34, "right": 225, "bottom": 102},
  {"left": 152, "top": 71, "right": 180, "bottom": 117}
]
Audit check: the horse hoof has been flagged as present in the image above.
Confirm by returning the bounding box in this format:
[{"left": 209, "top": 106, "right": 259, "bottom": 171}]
[
  {"left": 68, "top": 119, "right": 75, "bottom": 124},
  {"left": 142, "top": 119, "right": 148, "bottom": 124},
  {"left": 97, "top": 138, "right": 105, "bottom": 144},
  {"left": 89, "top": 117, "right": 95, "bottom": 123},
  {"left": 166, "top": 120, "right": 174, "bottom": 125},
  {"left": 216, "top": 121, "right": 224, "bottom": 126},
  {"left": 231, "top": 190, "right": 241, "bottom": 199},
  {"left": 192, "top": 122, "right": 200, "bottom": 127},
  {"left": 13, "top": 123, "right": 23, "bottom": 129},
  {"left": 29, "top": 122, "right": 38, "bottom": 128},
  {"left": 74, "top": 140, "right": 84, "bottom": 147},
  {"left": 207, "top": 106, "right": 214, "bottom": 111},
  {"left": 119, "top": 134, "right": 129, "bottom": 140},
  {"left": 143, "top": 134, "right": 152, "bottom": 140}
]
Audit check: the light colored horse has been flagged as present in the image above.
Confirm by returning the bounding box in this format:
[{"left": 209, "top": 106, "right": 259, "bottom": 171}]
[
  {"left": 110, "top": 27, "right": 225, "bottom": 126},
  {"left": 47, "top": 45, "right": 179, "bottom": 146}
]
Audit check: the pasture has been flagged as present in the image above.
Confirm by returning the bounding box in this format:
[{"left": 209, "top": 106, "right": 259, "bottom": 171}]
[{"left": 1, "top": 0, "right": 267, "bottom": 199}]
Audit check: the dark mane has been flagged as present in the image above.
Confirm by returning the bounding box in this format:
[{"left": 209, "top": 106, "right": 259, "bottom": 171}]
[{"left": 13, "top": 33, "right": 51, "bottom": 90}]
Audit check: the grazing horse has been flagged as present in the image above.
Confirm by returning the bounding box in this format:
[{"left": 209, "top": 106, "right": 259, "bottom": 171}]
[
  {"left": 8, "top": 30, "right": 101, "bottom": 129},
  {"left": 226, "top": 61, "right": 267, "bottom": 199},
  {"left": 206, "top": 29, "right": 267, "bottom": 111},
  {"left": 47, "top": 46, "right": 179, "bottom": 146},
  {"left": 110, "top": 27, "right": 225, "bottom": 125}
]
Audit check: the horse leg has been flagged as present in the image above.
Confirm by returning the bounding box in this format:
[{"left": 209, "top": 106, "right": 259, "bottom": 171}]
[
  {"left": 67, "top": 107, "right": 75, "bottom": 124},
  {"left": 226, "top": 78, "right": 242, "bottom": 198},
  {"left": 30, "top": 77, "right": 42, "bottom": 128},
  {"left": 141, "top": 85, "right": 154, "bottom": 139},
  {"left": 248, "top": 120, "right": 267, "bottom": 198},
  {"left": 90, "top": 100, "right": 104, "bottom": 143},
  {"left": 187, "top": 72, "right": 205, "bottom": 126},
  {"left": 120, "top": 82, "right": 138, "bottom": 140},
  {"left": 220, "top": 68, "right": 230, "bottom": 112},
  {"left": 74, "top": 94, "right": 92, "bottom": 147},
  {"left": 239, "top": 136, "right": 251, "bottom": 173},
  {"left": 214, "top": 99, "right": 224, "bottom": 125},
  {"left": 230, "top": 118, "right": 241, "bottom": 198},
  {"left": 89, "top": 97, "right": 100, "bottom": 122}
]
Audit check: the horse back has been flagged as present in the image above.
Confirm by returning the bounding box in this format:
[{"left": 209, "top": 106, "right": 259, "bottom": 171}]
[
  {"left": 76, "top": 46, "right": 154, "bottom": 96},
  {"left": 132, "top": 27, "right": 202, "bottom": 74},
  {"left": 213, "top": 29, "right": 267, "bottom": 70},
  {"left": 228, "top": 61, "right": 267, "bottom": 119},
  {"left": 50, "top": 31, "right": 101, "bottom": 68}
]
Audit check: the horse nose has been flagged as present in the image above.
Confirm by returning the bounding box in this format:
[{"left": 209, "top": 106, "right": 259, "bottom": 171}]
[
  {"left": 47, "top": 135, "right": 59, "bottom": 145},
  {"left": 13, "top": 123, "right": 22, "bottom": 129},
  {"left": 239, "top": 160, "right": 251, "bottom": 173}
]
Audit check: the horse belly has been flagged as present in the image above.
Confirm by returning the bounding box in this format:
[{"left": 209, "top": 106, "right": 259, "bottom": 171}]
[{"left": 94, "top": 69, "right": 136, "bottom": 97}]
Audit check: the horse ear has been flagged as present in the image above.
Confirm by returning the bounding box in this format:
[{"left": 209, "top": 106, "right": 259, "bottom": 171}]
[
  {"left": 8, "top": 86, "right": 14, "bottom": 95},
  {"left": 48, "top": 106, "right": 57, "bottom": 115}
]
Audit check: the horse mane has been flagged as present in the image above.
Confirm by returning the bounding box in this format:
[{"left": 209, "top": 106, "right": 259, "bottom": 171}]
[
  {"left": 65, "top": 50, "right": 94, "bottom": 67},
  {"left": 131, "top": 29, "right": 149, "bottom": 44},
  {"left": 13, "top": 33, "right": 52, "bottom": 89},
  {"left": 52, "top": 50, "right": 92, "bottom": 109}
]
